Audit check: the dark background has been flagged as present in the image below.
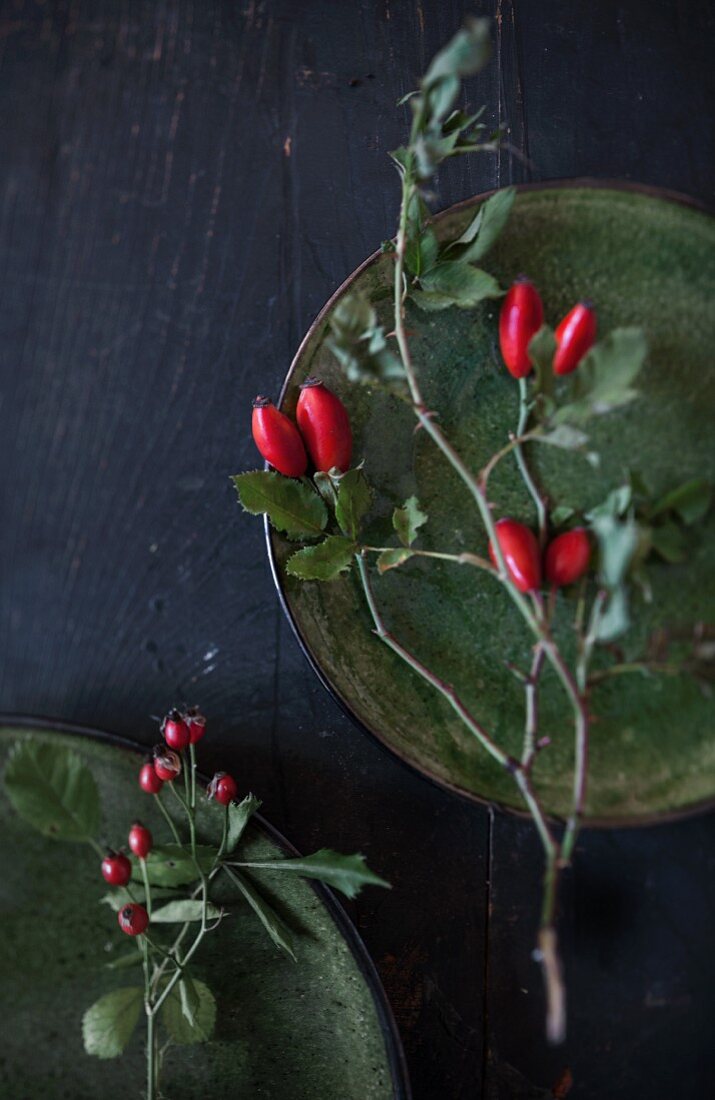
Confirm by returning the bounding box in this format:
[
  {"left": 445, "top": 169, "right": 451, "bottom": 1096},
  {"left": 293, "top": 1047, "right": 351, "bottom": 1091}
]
[{"left": 1, "top": 2, "right": 714, "bottom": 1096}]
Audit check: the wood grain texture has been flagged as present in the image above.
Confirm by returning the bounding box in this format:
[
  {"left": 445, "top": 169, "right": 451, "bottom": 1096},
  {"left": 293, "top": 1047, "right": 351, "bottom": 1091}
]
[{"left": 0, "top": 1, "right": 713, "bottom": 1096}]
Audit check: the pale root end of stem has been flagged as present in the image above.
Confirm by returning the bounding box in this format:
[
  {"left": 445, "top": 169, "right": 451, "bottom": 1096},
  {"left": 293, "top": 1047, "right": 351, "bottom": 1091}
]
[{"left": 537, "top": 926, "right": 567, "bottom": 1045}]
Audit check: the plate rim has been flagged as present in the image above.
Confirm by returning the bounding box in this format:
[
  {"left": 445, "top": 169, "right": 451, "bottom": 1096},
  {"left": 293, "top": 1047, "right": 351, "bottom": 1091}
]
[
  {"left": 0, "top": 712, "right": 412, "bottom": 1100},
  {"left": 265, "top": 178, "right": 715, "bottom": 829}
]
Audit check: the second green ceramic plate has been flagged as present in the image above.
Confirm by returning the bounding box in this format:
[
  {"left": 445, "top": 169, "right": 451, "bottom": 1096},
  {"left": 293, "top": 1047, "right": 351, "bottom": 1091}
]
[
  {"left": 0, "top": 720, "right": 408, "bottom": 1099},
  {"left": 268, "top": 182, "right": 715, "bottom": 824}
]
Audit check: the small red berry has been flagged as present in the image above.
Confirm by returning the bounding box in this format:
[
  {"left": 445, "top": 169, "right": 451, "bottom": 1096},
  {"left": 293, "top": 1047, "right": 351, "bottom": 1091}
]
[
  {"left": 101, "top": 851, "right": 131, "bottom": 886},
  {"left": 162, "top": 708, "right": 190, "bottom": 751},
  {"left": 185, "top": 706, "right": 207, "bottom": 744},
  {"left": 118, "top": 903, "right": 149, "bottom": 937},
  {"left": 139, "top": 761, "right": 164, "bottom": 795},
  {"left": 207, "top": 771, "right": 238, "bottom": 806},
  {"left": 252, "top": 397, "right": 308, "bottom": 478},
  {"left": 153, "top": 746, "right": 181, "bottom": 782},
  {"left": 489, "top": 518, "right": 542, "bottom": 593},
  {"left": 128, "top": 822, "right": 153, "bottom": 860},
  {"left": 499, "top": 277, "right": 544, "bottom": 379},
  {"left": 553, "top": 301, "right": 597, "bottom": 376},
  {"left": 295, "top": 378, "right": 353, "bottom": 473},
  {"left": 545, "top": 527, "right": 591, "bottom": 587}
]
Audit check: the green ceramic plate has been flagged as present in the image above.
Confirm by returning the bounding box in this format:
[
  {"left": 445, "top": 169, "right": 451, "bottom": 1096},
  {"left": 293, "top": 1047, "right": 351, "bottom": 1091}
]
[
  {"left": 268, "top": 182, "right": 715, "bottom": 824},
  {"left": 0, "top": 720, "right": 409, "bottom": 1099}
]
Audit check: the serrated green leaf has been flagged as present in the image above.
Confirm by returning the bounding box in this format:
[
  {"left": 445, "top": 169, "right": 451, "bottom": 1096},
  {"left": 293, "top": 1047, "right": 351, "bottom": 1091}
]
[
  {"left": 223, "top": 865, "right": 296, "bottom": 961},
  {"left": 537, "top": 424, "right": 589, "bottom": 451},
  {"left": 230, "top": 849, "right": 390, "bottom": 901},
  {"left": 650, "top": 522, "right": 688, "bottom": 563},
  {"left": 4, "top": 741, "right": 100, "bottom": 842},
  {"left": 232, "top": 471, "right": 327, "bottom": 541},
  {"left": 151, "top": 899, "right": 222, "bottom": 923},
  {"left": 650, "top": 478, "right": 711, "bottom": 526},
  {"left": 586, "top": 484, "right": 632, "bottom": 522},
  {"left": 393, "top": 496, "right": 428, "bottom": 547},
  {"left": 335, "top": 468, "right": 372, "bottom": 538},
  {"left": 286, "top": 536, "right": 356, "bottom": 581},
  {"left": 313, "top": 470, "right": 338, "bottom": 508},
  {"left": 82, "top": 987, "right": 143, "bottom": 1059},
  {"left": 162, "top": 979, "right": 216, "bottom": 1045},
  {"left": 409, "top": 288, "right": 461, "bottom": 312},
  {"left": 377, "top": 548, "right": 415, "bottom": 573},
  {"left": 227, "top": 793, "right": 262, "bottom": 854},
  {"left": 423, "top": 17, "right": 491, "bottom": 87},
  {"left": 104, "top": 951, "right": 143, "bottom": 972},
  {"left": 419, "top": 262, "right": 502, "bottom": 307},
  {"left": 554, "top": 327, "right": 647, "bottom": 424},
  {"left": 455, "top": 187, "right": 515, "bottom": 263},
  {"left": 132, "top": 845, "right": 218, "bottom": 888},
  {"left": 327, "top": 294, "right": 404, "bottom": 388}
]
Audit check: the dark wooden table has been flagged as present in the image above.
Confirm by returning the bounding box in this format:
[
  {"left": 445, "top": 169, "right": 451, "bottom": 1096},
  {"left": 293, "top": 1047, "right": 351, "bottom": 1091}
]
[{"left": 2, "top": 2, "right": 713, "bottom": 1096}]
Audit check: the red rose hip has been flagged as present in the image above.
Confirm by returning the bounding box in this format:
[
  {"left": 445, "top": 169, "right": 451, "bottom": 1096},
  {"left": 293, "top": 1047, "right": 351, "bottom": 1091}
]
[
  {"left": 252, "top": 397, "right": 307, "bottom": 477},
  {"left": 128, "top": 822, "right": 153, "bottom": 860},
  {"left": 153, "top": 747, "right": 181, "bottom": 782},
  {"left": 118, "top": 903, "right": 149, "bottom": 937},
  {"left": 101, "top": 851, "right": 131, "bottom": 886},
  {"left": 499, "top": 277, "right": 544, "bottom": 379},
  {"left": 545, "top": 528, "right": 591, "bottom": 586},
  {"left": 207, "top": 771, "right": 238, "bottom": 806},
  {"left": 162, "top": 708, "right": 190, "bottom": 751},
  {"left": 139, "top": 761, "right": 163, "bottom": 795},
  {"left": 185, "top": 706, "right": 207, "bottom": 744},
  {"left": 553, "top": 301, "right": 597, "bottom": 376},
  {"left": 489, "top": 518, "right": 541, "bottom": 593},
  {"left": 295, "top": 378, "right": 352, "bottom": 473}
]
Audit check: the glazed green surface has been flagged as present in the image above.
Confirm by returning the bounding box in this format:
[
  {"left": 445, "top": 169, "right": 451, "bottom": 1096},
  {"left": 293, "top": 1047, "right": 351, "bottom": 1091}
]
[
  {"left": 0, "top": 726, "right": 396, "bottom": 1098},
  {"left": 273, "top": 187, "right": 715, "bottom": 820}
]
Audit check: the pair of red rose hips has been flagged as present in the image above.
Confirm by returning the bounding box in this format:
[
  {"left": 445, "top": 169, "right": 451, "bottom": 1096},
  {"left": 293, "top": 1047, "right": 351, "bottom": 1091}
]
[
  {"left": 489, "top": 519, "right": 591, "bottom": 593},
  {"left": 499, "top": 278, "right": 597, "bottom": 380},
  {"left": 252, "top": 378, "right": 352, "bottom": 478}
]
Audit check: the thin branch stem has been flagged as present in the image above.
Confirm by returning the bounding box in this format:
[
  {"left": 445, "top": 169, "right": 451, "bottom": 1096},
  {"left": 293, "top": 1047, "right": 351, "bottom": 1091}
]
[
  {"left": 356, "top": 553, "right": 513, "bottom": 771},
  {"left": 516, "top": 377, "right": 548, "bottom": 546},
  {"left": 521, "top": 644, "right": 545, "bottom": 769},
  {"left": 153, "top": 790, "right": 182, "bottom": 846},
  {"left": 140, "top": 857, "right": 153, "bottom": 919},
  {"left": 361, "top": 545, "right": 494, "bottom": 573}
]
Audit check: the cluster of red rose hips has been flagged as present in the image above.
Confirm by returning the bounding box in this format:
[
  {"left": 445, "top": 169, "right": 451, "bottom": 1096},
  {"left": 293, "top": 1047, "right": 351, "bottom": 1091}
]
[
  {"left": 488, "top": 279, "right": 598, "bottom": 595},
  {"left": 251, "top": 377, "right": 353, "bottom": 477},
  {"left": 101, "top": 707, "right": 238, "bottom": 938}
]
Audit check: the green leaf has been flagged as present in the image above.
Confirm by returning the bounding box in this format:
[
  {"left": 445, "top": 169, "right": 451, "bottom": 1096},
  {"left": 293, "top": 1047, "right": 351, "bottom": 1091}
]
[
  {"left": 4, "top": 741, "right": 100, "bottom": 842},
  {"left": 101, "top": 886, "right": 179, "bottom": 912},
  {"left": 554, "top": 327, "right": 647, "bottom": 424},
  {"left": 377, "top": 548, "right": 415, "bottom": 573},
  {"left": 537, "top": 424, "right": 589, "bottom": 451},
  {"left": 227, "top": 793, "right": 262, "bottom": 854},
  {"left": 528, "top": 325, "right": 556, "bottom": 399},
  {"left": 286, "top": 536, "right": 356, "bottom": 581},
  {"left": 327, "top": 294, "right": 404, "bottom": 388},
  {"left": 650, "top": 478, "right": 712, "bottom": 526},
  {"left": 232, "top": 471, "right": 327, "bottom": 541},
  {"left": 231, "top": 849, "right": 390, "bottom": 901},
  {"left": 162, "top": 979, "right": 216, "bottom": 1045},
  {"left": 82, "top": 987, "right": 143, "bottom": 1059},
  {"left": 591, "top": 515, "right": 639, "bottom": 588},
  {"left": 586, "top": 484, "right": 632, "bottom": 522},
  {"left": 405, "top": 229, "right": 439, "bottom": 277},
  {"left": 409, "top": 289, "right": 462, "bottom": 312},
  {"left": 650, "top": 522, "right": 688, "bottom": 564},
  {"left": 104, "top": 951, "right": 143, "bottom": 972},
  {"left": 313, "top": 470, "right": 338, "bottom": 509},
  {"left": 454, "top": 187, "right": 516, "bottom": 263},
  {"left": 335, "top": 467, "right": 372, "bottom": 538},
  {"left": 223, "top": 865, "right": 296, "bottom": 961},
  {"left": 132, "top": 845, "right": 218, "bottom": 888},
  {"left": 423, "top": 17, "right": 491, "bottom": 87},
  {"left": 419, "top": 262, "right": 502, "bottom": 307},
  {"left": 393, "top": 496, "right": 428, "bottom": 547},
  {"left": 151, "top": 899, "right": 222, "bottom": 923},
  {"left": 550, "top": 505, "right": 575, "bottom": 528},
  {"left": 596, "top": 585, "right": 630, "bottom": 642}
]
